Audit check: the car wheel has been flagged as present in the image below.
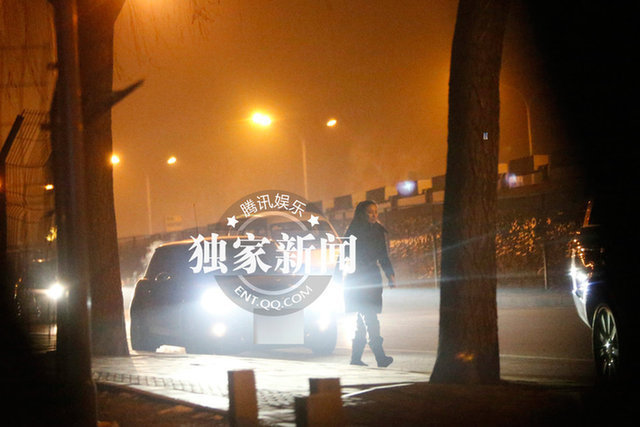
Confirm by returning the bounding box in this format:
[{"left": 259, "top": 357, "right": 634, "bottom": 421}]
[
  {"left": 130, "top": 314, "right": 161, "bottom": 352},
  {"left": 306, "top": 323, "right": 337, "bottom": 355},
  {"left": 592, "top": 303, "right": 620, "bottom": 381}
]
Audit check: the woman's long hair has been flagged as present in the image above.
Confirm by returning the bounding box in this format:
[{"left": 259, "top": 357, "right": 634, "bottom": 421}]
[{"left": 346, "top": 200, "right": 378, "bottom": 235}]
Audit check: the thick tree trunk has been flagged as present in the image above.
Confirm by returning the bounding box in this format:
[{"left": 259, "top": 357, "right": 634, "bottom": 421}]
[
  {"left": 77, "top": 0, "right": 128, "bottom": 356},
  {"left": 430, "top": 0, "right": 509, "bottom": 384}
]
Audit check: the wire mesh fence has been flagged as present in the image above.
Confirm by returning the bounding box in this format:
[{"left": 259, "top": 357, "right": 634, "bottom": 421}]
[
  {"left": 2, "top": 111, "right": 57, "bottom": 338},
  {"left": 4, "top": 110, "right": 56, "bottom": 271}
]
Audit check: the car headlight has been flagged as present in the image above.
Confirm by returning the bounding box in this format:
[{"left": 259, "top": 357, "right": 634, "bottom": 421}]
[
  {"left": 210, "top": 322, "right": 227, "bottom": 337},
  {"left": 315, "top": 314, "right": 333, "bottom": 332},
  {"left": 200, "top": 286, "right": 234, "bottom": 315},
  {"left": 570, "top": 267, "right": 591, "bottom": 298},
  {"left": 309, "top": 280, "right": 343, "bottom": 313},
  {"left": 45, "top": 282, "right": 65, "bottom": 301}
]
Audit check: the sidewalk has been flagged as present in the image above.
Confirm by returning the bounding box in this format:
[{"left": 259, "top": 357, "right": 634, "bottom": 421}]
[
  {"left": 93, "top": 353, "right": 429, "bottom": 425},
  {"left": 90, "top": 352, "right": 609, "bottom": 426}
]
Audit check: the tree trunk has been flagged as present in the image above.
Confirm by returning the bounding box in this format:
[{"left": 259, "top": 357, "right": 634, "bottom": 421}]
[
  {"left": 430, "top": 0, "right": 509, "bottom": 384},
  {"left": 77, "top": 0, "right": 128, "bottom": 356}
]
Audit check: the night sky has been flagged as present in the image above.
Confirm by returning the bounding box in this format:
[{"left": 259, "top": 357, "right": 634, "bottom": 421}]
[{"left": 111, "top": 0, "right": 553, "bottom": 237}]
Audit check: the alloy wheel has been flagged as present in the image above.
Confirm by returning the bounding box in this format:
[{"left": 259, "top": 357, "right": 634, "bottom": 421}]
[{"left": 592, "top": 304, "right": 619, "bottom": 380}]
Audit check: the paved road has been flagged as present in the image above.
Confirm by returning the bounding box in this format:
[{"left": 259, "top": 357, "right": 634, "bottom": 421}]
[
  {"left": 120, "top": 286, "right": 595, "bottom": 385},
  {"left": 24, "top": 285, "right": 596, "bottom": 424}
]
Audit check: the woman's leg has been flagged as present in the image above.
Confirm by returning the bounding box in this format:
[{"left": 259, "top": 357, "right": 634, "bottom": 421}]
[
  {"left": 350, "top": 313, "right": 368, "bottom": 365},
  {"left": 361, "top": 311, "right": 380, "bottom": 341},
  {"left": 362, "top": 310, "right": 393, "bottom": 368}
]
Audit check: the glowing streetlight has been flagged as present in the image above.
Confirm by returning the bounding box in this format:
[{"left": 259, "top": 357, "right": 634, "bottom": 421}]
[
  {"left": 110, "top": 154, "right": 120, "bottom": 165},
  {"left": 251, "top": 112, "right": 272, "bottom": 127},
  {"left": 44, "top": 184, "right": 54, "bottom": 191},
  {"left": 167, "top": 156, "right": 177, "bottom": 165},
  {"left": 326, "top": 118, "right": 337, "bottom": 127},
  {"left": 46, "top": 226, "right": 57, "bottom": 242}
]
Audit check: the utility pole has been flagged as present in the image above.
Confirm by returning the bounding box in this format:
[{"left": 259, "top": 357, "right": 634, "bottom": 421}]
[{"left": 49, "top": 0, "right": 96, "bottom": 424}]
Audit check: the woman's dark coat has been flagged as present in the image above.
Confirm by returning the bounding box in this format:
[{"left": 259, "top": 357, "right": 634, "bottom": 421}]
[{"left": 343, "top": 221, "right": 394, "bottom": 313}]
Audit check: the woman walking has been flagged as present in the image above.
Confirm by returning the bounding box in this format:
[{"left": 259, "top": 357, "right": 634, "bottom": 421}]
[{"left": 344, "top": 200, "right": 395, "bottom": 367}]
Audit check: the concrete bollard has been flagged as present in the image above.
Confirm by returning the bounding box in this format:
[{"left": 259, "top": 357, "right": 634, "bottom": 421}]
[
  {"left": 295, "top": 378, "right": 345, "bottom": 426},
  {"left": 309, "top": 377, "right": 341, "bottom": 395},
  {"left": 228, "top": 369, "right": 258, "bottom": 427}
]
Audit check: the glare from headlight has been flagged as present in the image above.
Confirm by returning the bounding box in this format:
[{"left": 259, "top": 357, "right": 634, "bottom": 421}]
[
  {"left": 200, "top": 286, "right": 233, "bottom": 315},
  {"left": 45, "top": 282, "right": 65, "bottom": 301},
  {"left": 343, "top": 314, "right": 357, "bottom": 342},
  {"left": 570, "top": 266, "right": 591, "bottom": 299},
  {"left": 316, "top": 314, "right": 332, "bottom": 332},
  {"left": 576, "top": 272, "right": 589, "bottom": 289},
  {"left": 211, "top": 322, "right": 227, "bottom": 337},
  {"left": 309, "top": 280, "right": 343, "bottom": 313}
]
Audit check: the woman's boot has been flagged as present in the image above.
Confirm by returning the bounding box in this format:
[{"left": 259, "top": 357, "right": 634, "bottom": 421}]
[
  {"left": 350, "top": 337, "right": 368, "bottom": 366},
  {"left": 369, "top": 337, "right": 393, "bottom": 367}
]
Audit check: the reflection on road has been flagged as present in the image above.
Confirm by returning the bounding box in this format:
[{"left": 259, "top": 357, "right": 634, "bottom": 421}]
[
  {"left": 119, "top": 286, "right": 594, "bottom": 384},
  {"left": 26, "top": 286, "right": 594, "bottom": 385}
]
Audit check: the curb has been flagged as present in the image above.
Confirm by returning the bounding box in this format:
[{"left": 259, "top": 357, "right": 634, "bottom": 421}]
[{"left": 96, "top": 381, "right": 227, "bottom": 416}]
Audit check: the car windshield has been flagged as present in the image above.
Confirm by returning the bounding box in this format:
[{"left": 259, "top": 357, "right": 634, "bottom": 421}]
[
  {"left": 145, "top": 237, "right": 283, "bottom": 279},
  {"left": 239, "top": 214, "right": 338, "bottom": 241},
  {"left": 145, "top": 245, "right": 194, "bottom": 279},
  {"left": 268, "top": 220, "right": 335, "bottom": 240},
  {"left": 22, "top": 259, "right": 57, "bottom": 289}
]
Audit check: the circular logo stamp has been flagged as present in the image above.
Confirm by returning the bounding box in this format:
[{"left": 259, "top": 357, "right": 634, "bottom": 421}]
[{"left": 188, "top": 190, "right": 353, "bottom": 316}]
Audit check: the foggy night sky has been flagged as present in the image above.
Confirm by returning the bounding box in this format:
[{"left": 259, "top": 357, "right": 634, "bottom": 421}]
[{"left": 111, "top": 0, "right": 557, "bottom": 237}]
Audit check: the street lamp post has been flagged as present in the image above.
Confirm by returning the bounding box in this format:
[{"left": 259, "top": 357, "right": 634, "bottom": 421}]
[
  {"left": 145, "top": 173, "right": 152, "bottom": 235},
  {"left": 502, "top": 83, "right": 534, "bottom": 157},
  {"left": 251, "top": 112, "right": 336, "bottom": 200},
  {"left": 523, "top": 95, "right": 533, "bottom": 157},
  {"left": 112, "top": 155, "right": 177, "bottom": 235},
  {"left": 300, "top": 136, "right": 308, "bottom": 199}
]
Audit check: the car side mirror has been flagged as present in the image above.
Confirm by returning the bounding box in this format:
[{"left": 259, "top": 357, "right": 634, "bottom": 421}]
[{"left": 154, "top": 272, "right": 172, "bottom": 282}]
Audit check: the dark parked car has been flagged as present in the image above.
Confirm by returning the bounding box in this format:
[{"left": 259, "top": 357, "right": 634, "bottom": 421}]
[
  {"left": 130, "top": 218, "right": 341, "bottom": 355},
  {"left": 13, "top": 258, "right": 62, "bottom": 324},
  {"left": 570, "top": 199, "right": 636, "bottom": 382}
]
